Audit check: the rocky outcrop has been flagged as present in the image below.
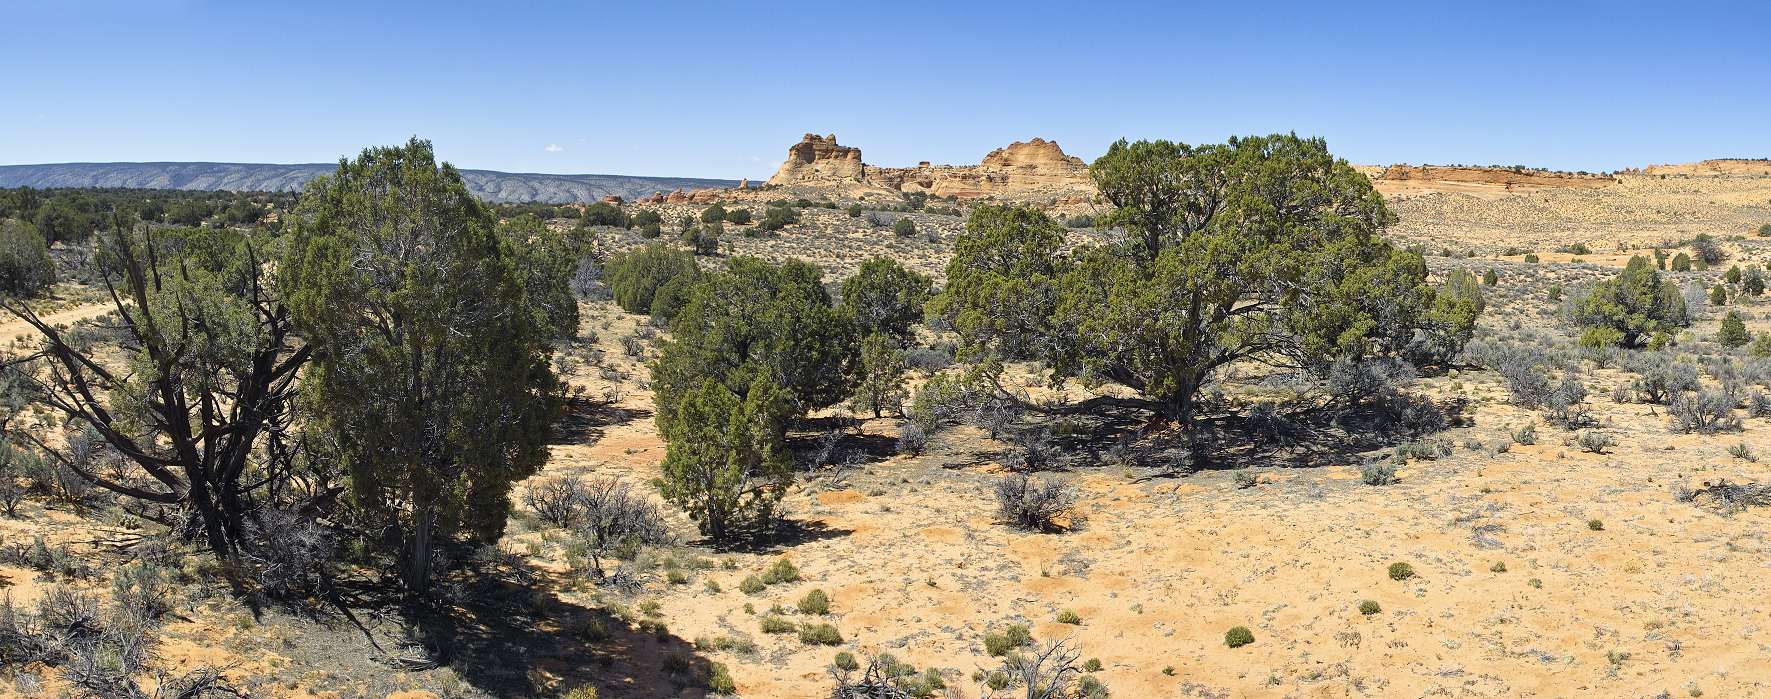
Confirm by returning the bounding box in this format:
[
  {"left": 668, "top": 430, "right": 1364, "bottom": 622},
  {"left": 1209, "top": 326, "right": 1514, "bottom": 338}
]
[
  {"left": 1377, "top": 165, "right": 1616, "bottom": 189},
  {"left": 1366, "top": 165, "right": 1618, "bottom": 199},
  {"left": 1635, "top": 159, "right": 1771, "bottom": 176},
  {"left": 979, "top": 138, "right": 1087, "bottom": 172},
  {"left": 764, "top": 133, "right": 1094, "bottom": 201},
  {"left": 766, "top": 133, "right": 865, "bottom": 185}
]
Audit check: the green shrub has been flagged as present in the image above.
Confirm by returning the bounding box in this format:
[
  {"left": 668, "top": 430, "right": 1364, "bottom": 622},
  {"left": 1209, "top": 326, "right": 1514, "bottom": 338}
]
[
  {"left": 0, "top": 219, "right": 54, "bottom": 297},
  {"left": 1358, "top": 599, "right": 1381, "bottom": 616},
  {"left": 1084, "top": 658, "right": 1102, "bottom": 672},
  {"left": 760, "top": 615, "right": 794, "bottom": 633},
  {"left": 797, "top": 589, "right": 830, "bottom": 615},
  {"left": 1718, "top": 311, "right": 1750, "bottom": 347},
  {"left": 1490, "top": 561, "right": 1507, "bottom": 573},
  {"left": 892, "top": 217, "right": 917, "bottom": 238},
  {"left": 1056, "top": 609, "right": 1082, "bottom": 625},
  {"left": 1388, "top": 562, "right": 1415, "bottom": 580},
  {"left": 1587, "top": 518, "right": 1604, "bottom": 531},
  {"left": 762, "top": 558, "right": 800, "bottom": 584},
  {"left": 605, "top": 243, "right": 699, "bottom": 314},
  {"left": 834, "top": 651, "right": 859, "bottom": 671},
  {"left": 739, "top": 575, "right": 765, "bottom": 595},
  {"left": 1224, "top": 626, "right": 1254, "bottom": 648},
  {"left": 983, "top": 623, "right": 1032, "bottom": 656},
  {"left": 798, "top": 622, "right": 843, "bottom": 645},
  {"left": 1361, "top": 463, "right": 1397, "bottom": 486},
  {"left": 707, "top": 662, "right": 736, "bottom": 693},
  {"left": 724, "top": 208, "right": 752, "bottom": 225},
  {"left": 582, "top": 201, "right": 628, "bottom": 227}
]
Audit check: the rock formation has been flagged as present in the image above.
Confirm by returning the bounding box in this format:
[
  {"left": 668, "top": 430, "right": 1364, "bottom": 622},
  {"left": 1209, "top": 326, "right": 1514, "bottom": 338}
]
[
  {"left": 764, "top": 133, "right": 1094, "bottom": 202},
  {"left": 1363, "top": 164, "right": 1618, "bottom": 199},
  {"left": 766, "top": 134, "right": 865, "bottom": 185}
]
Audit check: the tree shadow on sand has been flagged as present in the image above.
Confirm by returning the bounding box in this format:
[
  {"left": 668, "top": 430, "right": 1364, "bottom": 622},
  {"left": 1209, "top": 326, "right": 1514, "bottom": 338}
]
[
  {"left": 552, "top": 394, "right": 652, "bottom": 445},
  {"left": 1027, "top": 393, "right": 1470, "bottom": 481},
  {"left": 323, "top": 553, "right": 724, "bottom": 699}
]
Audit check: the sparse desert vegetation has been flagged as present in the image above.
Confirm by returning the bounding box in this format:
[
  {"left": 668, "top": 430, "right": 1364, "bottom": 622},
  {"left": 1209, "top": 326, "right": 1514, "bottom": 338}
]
[{"left": 3, "top": 105, "right": 1771, "bottom": 699}]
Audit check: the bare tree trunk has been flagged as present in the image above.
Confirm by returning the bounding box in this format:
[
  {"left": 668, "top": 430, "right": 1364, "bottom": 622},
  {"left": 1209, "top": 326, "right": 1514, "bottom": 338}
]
[{"left": 405, "top": 505, "right": 435, "bottom": 593}]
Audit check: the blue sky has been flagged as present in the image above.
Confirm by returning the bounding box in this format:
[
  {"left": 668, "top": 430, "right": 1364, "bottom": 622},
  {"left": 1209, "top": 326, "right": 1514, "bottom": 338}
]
[{"left": 3, "top": 1, "right": 1767, "bottom": 178}]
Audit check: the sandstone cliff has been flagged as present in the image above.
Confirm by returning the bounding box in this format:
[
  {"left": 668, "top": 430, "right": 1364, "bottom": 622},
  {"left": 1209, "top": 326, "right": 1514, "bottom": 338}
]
[{"left": 1364, "top": 164, "right": 1618, "bottom": 199}]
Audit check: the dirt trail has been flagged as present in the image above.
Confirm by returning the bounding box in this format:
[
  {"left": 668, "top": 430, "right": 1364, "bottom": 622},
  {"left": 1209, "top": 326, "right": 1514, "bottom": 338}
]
[{"left": 0, "top": 302, "right": 114, "bottom": 344}]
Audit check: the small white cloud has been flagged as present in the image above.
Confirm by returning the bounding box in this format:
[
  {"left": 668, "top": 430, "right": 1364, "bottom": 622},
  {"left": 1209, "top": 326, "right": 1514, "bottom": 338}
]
[{"left": 544, "top": 143, "right": 563, "bottom": 153}]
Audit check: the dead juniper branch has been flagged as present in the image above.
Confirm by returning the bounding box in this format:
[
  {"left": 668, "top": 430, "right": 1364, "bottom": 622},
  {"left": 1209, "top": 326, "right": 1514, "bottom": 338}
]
[
  {"left": 829, "top": 652, "right": 914, "bottom": 699},
  {"left": 574, "top": 477, "right": 672, "bottom": 579},
  {"left": 523, "top": 474, "right": 589, "bottom": 528},
  {"left": 1677, "top": 479, "right": 1771, "bottom": 515},
  {"left": 980, "top": 637, "right": 1104, "bottom": 699}
]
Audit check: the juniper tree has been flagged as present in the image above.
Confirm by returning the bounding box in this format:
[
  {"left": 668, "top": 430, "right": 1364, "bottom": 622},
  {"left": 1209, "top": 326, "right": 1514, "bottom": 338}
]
[
  {"left": 656, "top": 377, "right": 794, "bottom": 541},
  {"left": 933, "top": 134, "right": 1453, "bottom": 427},
  {"left": 839, "top": 256, "right": 932, "bottom": 343},
  {"left": 650, "top": 257, "right": 858, "bottom": 434},
  {"left": 0, "top": 217, "right": 310, "bottom": 569},
  {"left": 1719, "top": 311, "right": 1751, "bottom": 348},
  {"left": 0, "top": 219, "right": 54, "bottom": 297},
  {"left": 1572, "top": 255, "right": 1690, "bottom": 347},
  {"left": 851, "top": 333, "right": 908, "bottom": 418},
  {"left": 284, "top": 138, "right": 559, "bottom": 592},
  {"left": 605, "top": 242, "right": 699, "bottom": 315}
]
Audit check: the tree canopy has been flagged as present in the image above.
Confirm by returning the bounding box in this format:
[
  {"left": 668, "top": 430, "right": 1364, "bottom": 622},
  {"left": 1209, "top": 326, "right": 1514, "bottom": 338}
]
[
  {"left": 932, "top": 134, "right": 1456, "bottom": 425},
  {"left": 839, "top": 256, "right": 932, "bottom": 343},
  {"left": 283, "top": 138, "right": 560, "bottom": 591},
  {"left": 651, "top": 257, "right": 857, "bottom": 433},
  {"left": 1571, "top": 255, "right": 1689, "bottom": 348}
]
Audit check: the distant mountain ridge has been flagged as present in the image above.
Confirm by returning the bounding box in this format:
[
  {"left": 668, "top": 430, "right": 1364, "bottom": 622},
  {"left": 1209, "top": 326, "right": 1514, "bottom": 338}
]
[{"left": 0, "top": 162, "right": 744, "bottom": 203}]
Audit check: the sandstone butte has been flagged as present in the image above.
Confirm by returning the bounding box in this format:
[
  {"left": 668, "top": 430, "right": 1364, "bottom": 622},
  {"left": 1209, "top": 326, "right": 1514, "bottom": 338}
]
[
  {"left": 651, "top": 134, "right": 1771, "bottom": 206},
  {"left": 761, "top": 132, "right": 1094, "bottom": 203}
]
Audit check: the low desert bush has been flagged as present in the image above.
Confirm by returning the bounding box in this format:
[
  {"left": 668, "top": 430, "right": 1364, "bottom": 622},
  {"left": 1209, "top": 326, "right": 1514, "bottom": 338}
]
[
  {"left": 1224, "top": 626, "right": 1255, "bottom": 648},
  {"left": 983, "top": 623, "right": 1032, "bottom": 656},
  {"left": 761, "top": 558, "right": 801, "bottom": 585},
  {"left": 798, "top": 622, "right": 843, "bottom": 645},
  {"left": 992, "top": 474, "right": 1078, "bottom": 531},
  {"left": 1388, "top": 562, "right": 1416, "bottom": 581},
  {"left": 797, "top": 589, "right": 830, "bottom": 616},
  {"left": 1669, "top": 389, "right": 1742, "bottom": 433},
  {"left": 1577, "top": 431, "right": 1616, "bottom": 454}
]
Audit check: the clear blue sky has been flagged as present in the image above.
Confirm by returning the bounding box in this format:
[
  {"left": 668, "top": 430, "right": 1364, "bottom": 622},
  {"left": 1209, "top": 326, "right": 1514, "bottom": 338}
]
[{"left": 4, "top": 0, "right": 1767, "bottom": 178}]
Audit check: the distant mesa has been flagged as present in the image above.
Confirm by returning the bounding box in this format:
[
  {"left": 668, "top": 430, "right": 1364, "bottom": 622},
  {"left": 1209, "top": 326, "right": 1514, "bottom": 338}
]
[
  {"left": 1362, "top": 164, "right": 1618, "bottom": 199},
  {"left": 1378, "top": 164, "right": 1616, "bottom": 188},
  {"left": 1635, "top": 159, "right": 1771, "bottom": 176},
  {"left": 764, "top": 132, "right": 1094, "bottom": 202},
  {"left": 0, "top": 162, "right": 742, "bottom": 204}
]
